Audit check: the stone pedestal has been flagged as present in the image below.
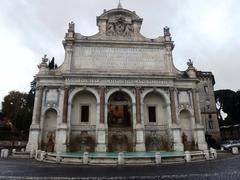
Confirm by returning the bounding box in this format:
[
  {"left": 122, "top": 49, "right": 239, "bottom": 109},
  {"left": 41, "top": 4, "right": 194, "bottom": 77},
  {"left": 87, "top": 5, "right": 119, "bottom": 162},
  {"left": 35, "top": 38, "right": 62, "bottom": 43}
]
[
  {"left": 55, "top": 124, "right": 68, "bottom": 152},
  {"left": 1, "top": 149, "right": 9, "bottom": 158},
  {"left": 118, "top": 152, "right": 124, "bottom": 165},
  {"left": 96, "top": 124, "right": 107, "bottom": 152},
  {"left": 56, "top": 152, "right": 62, "bottom": 163},
  {"left": 26, "top": 124, "right": 40, "bottom": 152},
  {"left": 83, "top": 152, "right": 89, "bottom": 164},
  {"left": 210, "top": 148, "right": 217, "bottom": 159},
  {"left": 185, "top": 151, "right": 191, "bottom": 162},
  {"left": 204, "top": 150, "right": 210, "bottom": 160},
  {"left": 172, "top": 125, "right": 184, "bottom": 151},
  {"left": 232, "top": 147, "right": 239, "bottom": 155},
  {"left": 195, "top": 124, "right": 208, "bottom": 150},
  {"left": 135, "top": 124, "right": 146, "bottom": 152},
  {"left": 30, "top": 150, "right": 35, "bottom": 158},
  {"left": 40, "top": 151, "right": 46, "bottom": 161},
  {"left": 155, "top": 152, "right": 162, "bottom": 164}
]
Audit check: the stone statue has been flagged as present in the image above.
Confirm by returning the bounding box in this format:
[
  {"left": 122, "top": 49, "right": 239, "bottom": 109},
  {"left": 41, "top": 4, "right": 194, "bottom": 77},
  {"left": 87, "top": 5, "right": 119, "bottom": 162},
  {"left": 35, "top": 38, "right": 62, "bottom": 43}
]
[
  {"left": 123, "top": 24, "right": 133, "bottom": 36},
  {"left": 187, "top": 59, "right": 194, "bottom": 67},
  {"left": 68, "top": 21, "right": 75, "bottom": 32},
  {"left": 164, "top": 26, "right": 171, "bottom": 36},
  {"left": 42, "top": 54, "right": 48, "bottom": 63},
  {"left": 107, "top": 23, "right": 115, "bottom": 35}
]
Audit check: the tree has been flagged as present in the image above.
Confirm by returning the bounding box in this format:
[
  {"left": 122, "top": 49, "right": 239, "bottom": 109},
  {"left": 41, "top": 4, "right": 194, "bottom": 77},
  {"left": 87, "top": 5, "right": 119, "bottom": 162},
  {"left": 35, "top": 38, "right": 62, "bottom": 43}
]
[
  {"left": 1, "top": 91, "right": 34, "bottom": 131},
  {"left": 215, "top": 89, "right": 240, "bottom": 126}
]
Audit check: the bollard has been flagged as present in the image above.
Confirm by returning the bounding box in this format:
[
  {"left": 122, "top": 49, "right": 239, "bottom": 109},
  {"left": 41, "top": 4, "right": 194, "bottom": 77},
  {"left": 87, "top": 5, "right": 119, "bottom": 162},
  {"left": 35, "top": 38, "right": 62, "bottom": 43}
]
[
  {"left": 21, "top": 148, "right": 25, "bottom": 152},
  {"left": 83, "top": 152, "right": 89, "bottom": 165},
  {"left": 0, "top": 149, "right": 3, "bottom": 158},
  {"left": 35, "top": 150, "right": 41, "bottom": 160},
  {"left": 12, "top": 149, "right": 16, "bottom": 154},
  {"left": 30, "top": 149, "right": 35, "bottom": 158},
  {"left": 118, "top": 152, "right": 124, "bottom": 165},
  {"left": 56, "top": 152, "right": 62, "bottom": 163},
  {"left": 204, "top": 150, "right": 210, "bottom": 160},
  {"left": 1, "top": 149, "right": 9, "bottom": 158},
  {"left": 210, "top": 148, "right": 217, "bottom": 159},
  {"left": 185, "top": 151, "right": 191, "bottom": 163},
  {"left": 34, "top": 150, "right": 38, "bottom": 159},
  {"left": 40, "top": 151, "right": 46, "bottom": 161},
  {"left": 232, "top": 147, "right": 239, "bottom": 155},
  {"left": 1, "top": 149, "right": 8, "bottom": 158},
  {"left": 155, "top": 152, "right": 162, "bottom": 164},
  {"left": 221, "top": 147, "right": 224, "bottom": 151}
]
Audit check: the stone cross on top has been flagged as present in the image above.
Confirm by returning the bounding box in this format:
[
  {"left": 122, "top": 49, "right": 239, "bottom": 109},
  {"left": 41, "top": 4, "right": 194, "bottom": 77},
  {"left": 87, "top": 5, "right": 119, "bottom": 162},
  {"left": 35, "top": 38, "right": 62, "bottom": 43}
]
[{"left": 118, "top": 0, "right": 123, "bottom": 8}]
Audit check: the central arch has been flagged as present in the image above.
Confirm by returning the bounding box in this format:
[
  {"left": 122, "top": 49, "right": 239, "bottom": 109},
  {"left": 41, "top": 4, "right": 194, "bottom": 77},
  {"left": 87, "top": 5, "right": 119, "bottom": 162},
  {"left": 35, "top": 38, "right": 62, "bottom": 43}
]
[{"left": 106, "top": 90, "right": 134, "bottom": 152}]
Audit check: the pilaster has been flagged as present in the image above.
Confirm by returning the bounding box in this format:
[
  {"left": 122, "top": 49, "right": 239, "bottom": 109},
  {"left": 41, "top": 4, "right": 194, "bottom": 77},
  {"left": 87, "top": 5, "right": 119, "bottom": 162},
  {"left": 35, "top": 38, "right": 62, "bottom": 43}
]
[
  {"left": 62, "top": 86, "right": 69, "bottom": 123},
  {"left": 169, "top": 87, "right": 177, "bottom": 124},
  {"left": 96, "top": 87, "right": 107, "bottom": 152},
  {"left": 135, "top": 87, "right": 145, "bottom": 152}
]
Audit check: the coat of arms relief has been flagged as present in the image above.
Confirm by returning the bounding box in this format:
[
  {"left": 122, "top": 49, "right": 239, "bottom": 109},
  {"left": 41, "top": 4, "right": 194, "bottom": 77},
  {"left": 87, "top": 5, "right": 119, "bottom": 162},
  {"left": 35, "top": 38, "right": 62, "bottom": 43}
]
[{"left": 106, "top": 15, "right": 133, "bottom": 37}]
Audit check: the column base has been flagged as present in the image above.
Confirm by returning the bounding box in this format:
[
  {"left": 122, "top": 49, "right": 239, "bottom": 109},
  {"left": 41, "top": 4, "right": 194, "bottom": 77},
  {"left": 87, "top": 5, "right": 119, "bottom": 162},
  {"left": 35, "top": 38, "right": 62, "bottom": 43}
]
[
  {"left": 136, "top": 143, "right": 146, "bottom": 152},
  {"left": 96, "top": 123, "right": 107, "bottom": 152},
  {"left": 196, "top": 124, "right": 208, "bottom": 150},
  {"left": 172, "top": 125, "right": 184, "bottom": 151},
  {"left": 173, "top": 142, "right": 184, "bottom": 151},
  {"left": 96, "top": 144, "right": 107, "bottom": 152},
  {"left": 198, "top": 143, "right": 208, "bottom": 150},
  {"left": 55, "top": 124, "right": 68, "bottom": 152},
  {"left": 26, "top": 124, "right": 40, "bottom": 152},
  {"left": 135, "top": 124, "right": 146, "bottom": 152}
]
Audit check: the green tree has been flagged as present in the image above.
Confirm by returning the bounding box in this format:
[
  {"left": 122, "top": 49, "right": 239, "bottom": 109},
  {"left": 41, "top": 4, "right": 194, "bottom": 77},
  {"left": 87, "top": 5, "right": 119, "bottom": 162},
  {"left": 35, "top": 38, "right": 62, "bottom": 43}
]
[{"left": 1, "top": 91, "right": 33, "bottom": 131}]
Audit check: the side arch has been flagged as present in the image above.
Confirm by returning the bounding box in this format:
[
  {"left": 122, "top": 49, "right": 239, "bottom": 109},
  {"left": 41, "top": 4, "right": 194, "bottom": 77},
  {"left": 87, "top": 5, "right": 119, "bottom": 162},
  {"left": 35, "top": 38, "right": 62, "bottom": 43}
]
[
  {"left": 105, "top": 88, "right": 136, "bottom": 104},
  {"left": 69, "top": 87, "right": 100, "bottom": 104},
  {"left": 41, "top": 108, "right": 57, "bottom": 152},
  {"left": 179, "top": 109, "right": 195, "bottom": 150},
  {"left": 141, "top": 88, "right": 170, "bottom": 105}
]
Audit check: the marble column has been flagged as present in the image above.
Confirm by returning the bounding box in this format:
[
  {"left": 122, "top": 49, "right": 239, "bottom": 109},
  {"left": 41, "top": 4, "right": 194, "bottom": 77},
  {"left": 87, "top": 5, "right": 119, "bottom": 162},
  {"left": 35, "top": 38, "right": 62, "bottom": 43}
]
[
  {"left": 26, "top": 86, "right": 44, "bottom": 152},
  {"left": 192, "top": 89, "right": 200, "bottom": 124},
  {"left": 96, "top": 87, "right": 107, "bottom": 152},
  {"left": 169, "top": 88, "right": 177, "bottom": 124},
  {"left": 135, "top": 87, "right": 141, "bottom": 124},
  {"left": 170, "top": 88, "right": 184, "bottom": 151},
  {"left": 135, "top": 87, "right": 145, "bottom": 152},
  {"left": 62, "top": 86, "right": 69, "bottom": 123},
  {"left": 100, "top": 87, "right": 105, "bottom": 124},
  {"left": 55, "top": 86, "right": 69, "bottom": 152}
]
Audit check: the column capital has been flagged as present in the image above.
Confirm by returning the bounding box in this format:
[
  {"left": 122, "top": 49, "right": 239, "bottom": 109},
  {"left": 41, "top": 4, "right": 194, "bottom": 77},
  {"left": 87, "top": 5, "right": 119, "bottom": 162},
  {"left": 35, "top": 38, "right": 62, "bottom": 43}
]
[{"left": 35, "top": 85, "right": 44, "bottom": 91}]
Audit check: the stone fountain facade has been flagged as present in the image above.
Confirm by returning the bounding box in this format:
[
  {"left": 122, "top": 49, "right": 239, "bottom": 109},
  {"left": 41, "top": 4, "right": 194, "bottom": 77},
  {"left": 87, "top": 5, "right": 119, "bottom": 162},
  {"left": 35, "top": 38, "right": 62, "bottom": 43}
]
[{"left": 26, "top": 5, "right": 220, "bottom": 153}]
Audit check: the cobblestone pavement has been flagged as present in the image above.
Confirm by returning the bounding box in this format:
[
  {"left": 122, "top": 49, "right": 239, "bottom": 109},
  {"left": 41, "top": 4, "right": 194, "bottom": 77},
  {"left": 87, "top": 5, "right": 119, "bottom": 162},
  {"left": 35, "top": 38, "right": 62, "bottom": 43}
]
[{"left": 0, "top": 153, "right": 239, "bottom": 180}]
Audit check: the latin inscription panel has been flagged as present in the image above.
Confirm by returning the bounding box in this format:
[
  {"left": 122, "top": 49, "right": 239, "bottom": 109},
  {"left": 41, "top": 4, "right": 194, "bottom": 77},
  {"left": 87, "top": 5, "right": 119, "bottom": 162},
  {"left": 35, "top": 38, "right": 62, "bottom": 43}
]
[{"left": 72, "top": 46, "right": 166, "bottom": 71}]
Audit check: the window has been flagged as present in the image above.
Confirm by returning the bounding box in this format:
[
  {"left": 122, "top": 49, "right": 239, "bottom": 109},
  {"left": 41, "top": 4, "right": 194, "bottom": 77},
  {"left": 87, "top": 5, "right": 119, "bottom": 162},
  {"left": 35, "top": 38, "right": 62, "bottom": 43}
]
[
  {"left": 204, "top": 85, "right": 209, "bottom": 94},
  {"left": 208, "top": 120, "right": 214, "bottom": 129},
  {"left": 148, "top": 106, "right": 156, "bottom": 122},
  {"left": 81, "top": 105, "right": 89, "bottom": 122}
]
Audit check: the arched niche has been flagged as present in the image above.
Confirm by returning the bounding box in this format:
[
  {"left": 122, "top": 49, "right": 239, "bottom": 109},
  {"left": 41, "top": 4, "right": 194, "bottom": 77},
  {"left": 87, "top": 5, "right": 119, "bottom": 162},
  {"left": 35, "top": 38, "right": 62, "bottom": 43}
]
[
  {"left": 179, "top": 109, "right": 194, "bottom": 150},
  {"left": 71, "top": 90, "right": 97, "bottom": 126},
  {"left": 41, "top": 108, "right": 57, "bottom": 152},
  {"left": 143, "top": 91, "right": 168, "bottom": 126}
]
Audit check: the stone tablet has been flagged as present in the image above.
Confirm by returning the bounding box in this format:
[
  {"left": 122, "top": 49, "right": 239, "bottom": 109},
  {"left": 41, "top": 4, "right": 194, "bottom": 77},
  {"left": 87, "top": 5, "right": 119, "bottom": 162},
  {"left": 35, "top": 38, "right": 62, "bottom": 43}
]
[{"left": 72, "top": 46, "right": 166, "bottom": 72}]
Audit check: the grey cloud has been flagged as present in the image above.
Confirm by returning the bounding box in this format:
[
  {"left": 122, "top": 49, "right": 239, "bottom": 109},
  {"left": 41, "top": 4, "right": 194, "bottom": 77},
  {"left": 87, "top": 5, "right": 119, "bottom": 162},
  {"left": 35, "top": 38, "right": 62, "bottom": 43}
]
[{"left": 0, "top": 0, "right": 239, "bottom": 103}]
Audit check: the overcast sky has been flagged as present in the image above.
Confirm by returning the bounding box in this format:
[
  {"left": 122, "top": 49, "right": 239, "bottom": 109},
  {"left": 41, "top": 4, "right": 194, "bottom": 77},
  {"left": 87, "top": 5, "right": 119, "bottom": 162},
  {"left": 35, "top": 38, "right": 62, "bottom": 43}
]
[{"left": 0, "top": 0, "right": 240, "bottom": 106}]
